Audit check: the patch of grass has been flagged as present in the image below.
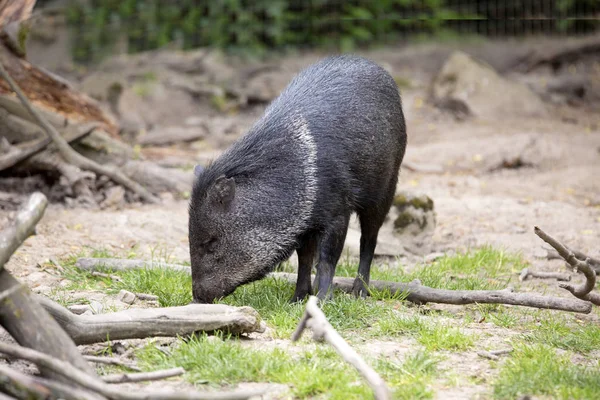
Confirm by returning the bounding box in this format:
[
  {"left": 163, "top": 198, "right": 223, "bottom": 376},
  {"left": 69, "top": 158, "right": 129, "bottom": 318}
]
[
  {"left": 376, "top": 315, "right": 475, "bottom": 351},
  {"left": 137, "top": 333, "right": 374, "bottom": 399},
  {"left": 335, "top": 245, "right": 526, "bottom": 291},
  {"left": 523, "top": 314, "right": 600, "bottom": 354},
  {"left": 377, "top": 351, "right": 439, "bottom": 399},
  {"left": 376, "top": 315, "right": 426, "bottom": 336},
  {"left": 493, "top": 344, "right": 600, "bottom": 399},
  {"left": 475, "top": 304, "right": 519, "bottom": 328},
  {"left": 418, "top": 324, "right": 475, "bottom": 352},
  {"left": 220, "top": 276, "right": 399, "bottom": 337}
]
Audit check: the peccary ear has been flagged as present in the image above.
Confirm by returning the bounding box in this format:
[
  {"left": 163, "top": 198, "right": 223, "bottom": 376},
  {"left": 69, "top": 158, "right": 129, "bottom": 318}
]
[
  {"left": 210, "top": 175, "right": 235, "bottom": 207},
  {"left": 194, "top": 165, "right": 204, "bottom": 176}
]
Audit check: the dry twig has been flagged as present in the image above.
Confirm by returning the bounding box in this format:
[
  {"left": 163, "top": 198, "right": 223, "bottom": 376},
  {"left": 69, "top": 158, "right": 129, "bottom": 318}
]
[
  {"left": 518, "top": 268, "right": 571, "bottom": 282},
  {"left": 102, "top": 367, "right": 185, "bottom": 384},
  {"left": 0, "top": 61, "right": 159, "bottom": 203},
  {"left": 84, "top": 355, "right": 141, "bottom": 372},
  {"left": 534, "top": 226, "right": 600, "bottom": 306},
  {"left": 0, "top": 364, "right": 106, "bottom": 400},
  {"left": 292, "top": 296, "right": 391, "bottom": 400},
  {"left": 547, "top": 248, "right": 600, "bottom": 274},
  {"left": 0, "top": 342, "right": 264, "bottom": 400}
]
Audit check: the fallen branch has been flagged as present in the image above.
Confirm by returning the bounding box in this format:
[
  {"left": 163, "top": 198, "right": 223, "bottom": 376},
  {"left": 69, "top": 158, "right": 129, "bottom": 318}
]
[
  {"left": 0, "top": 192, "right": 95, "bottom": 380},
  {"left": 476, "top": 348, "right": 512, "bottom": 361},
  {"left": 292, "top": 296, "right": 391, "bottom": 400},
  {"left": 76, "top": 258, "right": 192, "bottom": 274},
  {"left": 272, "top": 273, "right": 592, "bottom": 314},
  {"left": 547, "top": 248, "right": 600, "bottom": 274},
  {"left": 102, "top": 367, "right": 185, "bottom": 384},
  {"left": 0, "top": 364, "right": 106, "bottom": 400},
  {"left": 0, "top": 61, "right": 159, "bottom": 204},
  {"left": 534, "top": 226, "right": 600, "bottom": 306},
  {"left": 36, "top": 295, "right": 266, "bottom": 345},
  {"left": 136, "top": 293, "right": 159, "bottom": 301},
  {"left": 74, "top": 258, "right": 593, "bottom": 314},
  {"left": 0, "top": 191, "right": 46, "bottom": 268},
  {"left": 518, "top": 268, "right": 571, "bottom": 282},
  {"left": 0, "top": 342, "right": 265, "bottom": 400},
  {"left": 84, "top": 355, "right": 141, "bottom": 372}
]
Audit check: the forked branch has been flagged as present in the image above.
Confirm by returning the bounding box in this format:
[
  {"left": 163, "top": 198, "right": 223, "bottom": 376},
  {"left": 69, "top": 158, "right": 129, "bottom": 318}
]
[{"left": 534, "top": 226, "right": 600, "bottom": 306}]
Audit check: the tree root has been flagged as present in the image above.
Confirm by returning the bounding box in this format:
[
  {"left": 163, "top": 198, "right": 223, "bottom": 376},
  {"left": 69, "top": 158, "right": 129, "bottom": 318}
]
[{"left": 0, "top": 61, "right": 159, "bottom": 204}]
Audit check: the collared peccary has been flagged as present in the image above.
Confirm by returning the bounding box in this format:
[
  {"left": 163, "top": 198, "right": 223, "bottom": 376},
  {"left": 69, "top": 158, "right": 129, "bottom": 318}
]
[{"left": 189, "top": 55, "right": 407, "bottom": 303}]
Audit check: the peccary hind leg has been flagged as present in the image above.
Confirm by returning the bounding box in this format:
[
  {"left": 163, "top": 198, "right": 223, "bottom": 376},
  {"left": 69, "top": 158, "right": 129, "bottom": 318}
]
[
  {"left": 291, "top": 234, "right": 319, "bottom": 302},
  {"left": 352, "top": 210, "right": 388, "bottom": 298},
  {"left": 315, "top": 215, "right": 350, "bottom": 300}
]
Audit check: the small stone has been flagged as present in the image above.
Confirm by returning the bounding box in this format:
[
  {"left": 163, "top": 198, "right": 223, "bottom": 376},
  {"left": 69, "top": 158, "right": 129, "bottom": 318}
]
[
  {"left": 117, "top": 290, "right": 136, "bottom": 305},
  {"left": 68, "top": 305, "right": 91, "bottom": 315}
]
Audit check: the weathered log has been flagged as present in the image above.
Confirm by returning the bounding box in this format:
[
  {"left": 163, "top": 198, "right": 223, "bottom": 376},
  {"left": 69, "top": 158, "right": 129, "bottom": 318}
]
[
  {"left": 0, "top": 192, "right": 96, "bottom": 381},
  {"left": 37, "top": 295, "right": 266, "bottom": 345}
]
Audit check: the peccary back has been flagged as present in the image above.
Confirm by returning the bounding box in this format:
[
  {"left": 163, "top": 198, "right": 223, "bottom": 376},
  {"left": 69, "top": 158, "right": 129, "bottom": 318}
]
[{"left": 189, "top": 55, "right": 407, "bottom": 303}]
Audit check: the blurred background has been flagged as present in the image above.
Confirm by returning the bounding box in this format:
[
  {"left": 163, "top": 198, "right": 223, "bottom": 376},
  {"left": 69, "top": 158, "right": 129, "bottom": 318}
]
[{"left": 1, "top": 0, "right": 599, "bottom": 262}]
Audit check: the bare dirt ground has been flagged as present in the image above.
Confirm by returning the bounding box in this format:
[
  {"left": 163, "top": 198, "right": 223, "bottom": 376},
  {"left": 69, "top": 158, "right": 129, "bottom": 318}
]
[{"left": 2, "top": 37, "right": 600, "bottom": 398}]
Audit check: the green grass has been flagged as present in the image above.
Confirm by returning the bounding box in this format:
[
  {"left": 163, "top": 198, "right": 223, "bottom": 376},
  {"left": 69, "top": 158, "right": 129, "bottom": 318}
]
[
  {"left": 493, "top": 344, "right": 600, "bottom": 400},
  {"left": 377, "top": 351, "right": 439, "bottom": 399},
  {"left": 56, "top": 245, "right": 526, "bottom": 338},
  {"left": 376, "top": 315, "right": 475, "bottom": 351},
  {"left": 137, "top": 333, "right": 440, "bottom": 399},
  {"left": 335, "top": 245, "right": 526, "bottom": 291},
  {"left": 53, "top": 245, "right": 600, "bottom": 398},
  {"left": 522, "top": 313, "right": 600, "bottom": 355}
]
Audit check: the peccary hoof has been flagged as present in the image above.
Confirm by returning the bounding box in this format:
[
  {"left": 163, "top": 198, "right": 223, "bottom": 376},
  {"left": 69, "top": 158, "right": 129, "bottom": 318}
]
[
  {"left": 351, "top": 278, "right": 369, "bottom": 298},
  {"left": 289, "top": 291, "right": 310, "bottom": 304}
]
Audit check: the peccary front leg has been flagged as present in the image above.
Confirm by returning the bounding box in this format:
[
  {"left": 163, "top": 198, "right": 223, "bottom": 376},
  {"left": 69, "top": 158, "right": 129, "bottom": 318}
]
[
  {"left": 315, "top": 215, "right": 350, "bottom": 300},
  {"left": 291, "top": 234, "right": 319, "bottom": 303}
]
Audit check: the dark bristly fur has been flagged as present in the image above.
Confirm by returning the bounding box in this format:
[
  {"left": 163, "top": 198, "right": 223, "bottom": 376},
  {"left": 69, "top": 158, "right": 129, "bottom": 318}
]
[{"left": 189, "top": 55, "right": 407, "bottom": 303}]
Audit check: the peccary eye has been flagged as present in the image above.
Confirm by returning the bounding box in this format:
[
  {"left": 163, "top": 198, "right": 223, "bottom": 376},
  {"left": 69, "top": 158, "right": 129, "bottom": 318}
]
[{"left": 203, "top": 238, "right": 217, "bottom": 253}]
